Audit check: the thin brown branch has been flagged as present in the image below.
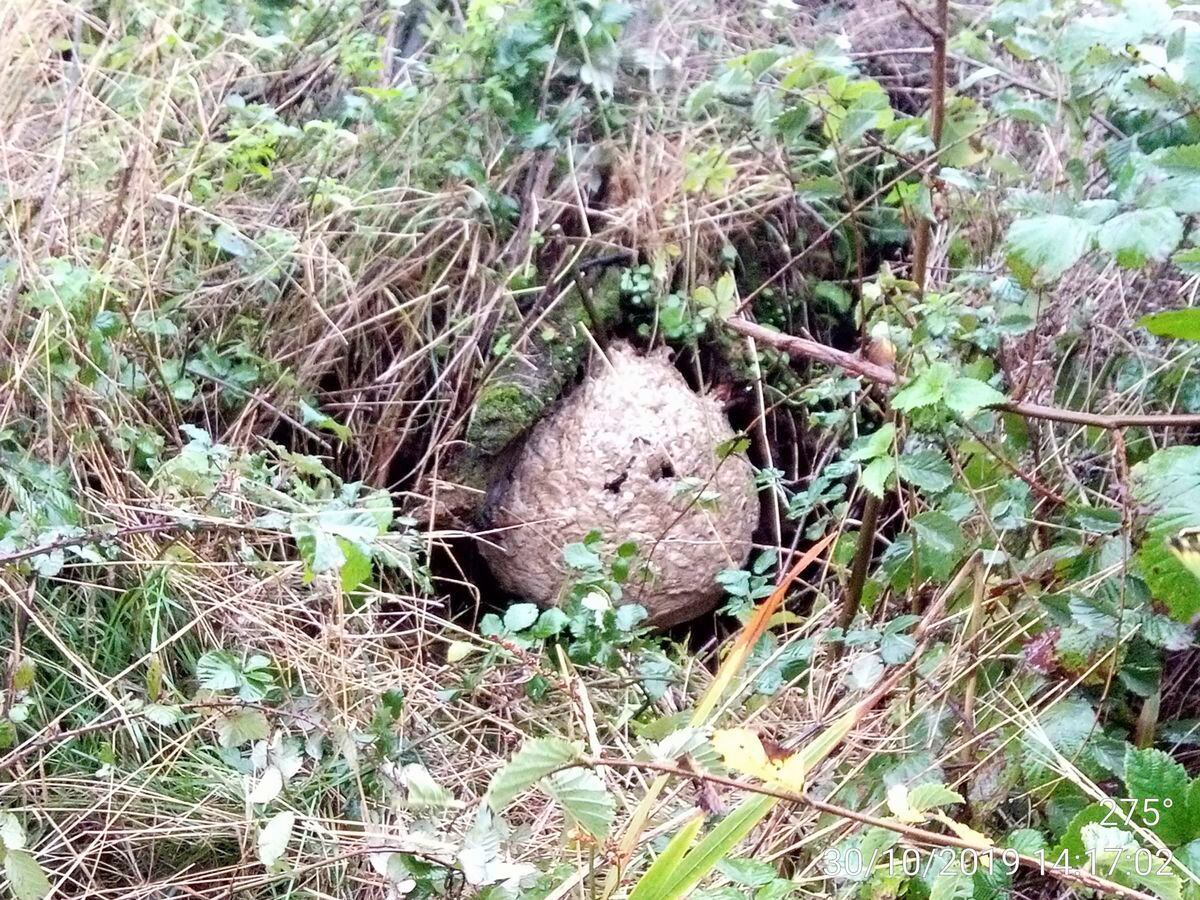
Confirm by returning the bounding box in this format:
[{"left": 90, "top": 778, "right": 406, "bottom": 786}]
[
  {"left": 729, "top": 317, "right": 1200, "bottom": 431},
  {"left": 585, "top": 756, "right": 1157, "bottom": 900},
  {"left": 726, "top": 318, "right": 899, "bottom": 386}
]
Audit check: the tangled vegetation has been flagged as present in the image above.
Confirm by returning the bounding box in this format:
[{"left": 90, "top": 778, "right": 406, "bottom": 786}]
[{"left": 9, "top": 0, "right": 1200, "bottom": 898}]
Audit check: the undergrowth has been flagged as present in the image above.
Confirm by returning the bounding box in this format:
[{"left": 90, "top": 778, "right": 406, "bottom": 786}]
[{"left": 6, "top": 0, "right": 1200, "bottom": 898}]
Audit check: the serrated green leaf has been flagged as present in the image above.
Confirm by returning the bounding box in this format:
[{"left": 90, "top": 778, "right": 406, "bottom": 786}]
[
  {"left": 911, "top": 511, "right": 966, "bottom": 580},
  {"left": 892, "top": 362, "right": 953, "bottom": 411},
  {"left": 299, "top": 399, "right": 351, "bottom": 442},
  {"left": 544, "top": 768, "right": 614, "bottom": 838},
  {"left": 1005, "top": 214, "right": 1095, "bottom": 283},
  {"left": 944, "top": 376, "right": 1006, "bottom": 416},
  {"left": 861, "top": 457, "right": 893, "bottom": 499},
  {"left": 908, "top": 783, "right": 963, "bottom": 813},
  {"left": 1098, "top": 207, "right": 1182, "bottom": 268},
  {"left": 336, "top": 538, "right": 372, "bottom": 592},
  {"left": 896, "top": 450, "right": 953, "bottom": 493},
  {"left": 1138, "top": 308, "right": 1200, "bottom": 341},
  {"left": 217, "top": 708, "right": 270, "bottom": 748},
  {"left": 4, "top": 850, "right": 51, "bottom": 900},
  {"left": 196, "top": 650, "right": 242, "bottom": 691},
  {"left": 1124, "top": 747, "right": 1193, "bottom": 845},
  {"left": 486, "top": 737, "right": 582, "bottom": 811},
  {"left": 930, "top": 867, "right": 973, "bottom": 900},
  {"left": 848, "top": 423, "right": 896, "bottom": 461},
  {"left": 1132, "top": 446, "right": 1200, "bottom": 621}
]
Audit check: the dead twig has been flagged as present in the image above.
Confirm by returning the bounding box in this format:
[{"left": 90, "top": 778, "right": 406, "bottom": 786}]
[{"left": 728, "top": 317, "right": 1200, "bottom": 431}]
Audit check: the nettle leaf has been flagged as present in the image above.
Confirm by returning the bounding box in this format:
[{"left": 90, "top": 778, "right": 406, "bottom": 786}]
[
  {"left": 1097, "top": 207, "right": 1182, "bottom": 268},
  {"left": 1124, "top": 747, "right": 1194, "bottom": 845},
  {"left": 544, "top": 768, "right": 615, "bottom": 838},
  {"left": 896, "top": 450, "right": 953, "bottom": 493},
  {"left": 486, "top": 737, "right": 582, "bottom": 810},
  {"left": 4, "top": 849, "right": 51, "bottom": 900},
  {"left": 1005, "top": 214, "right": 1095, "bottom": 283},
  {"left": 1138, "top": 307, "right": 1200, "bottom": 341}
]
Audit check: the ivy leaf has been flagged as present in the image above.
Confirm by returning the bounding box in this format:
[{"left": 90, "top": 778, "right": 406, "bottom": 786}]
[
  {"left": 1138, "top": 308, "right": 1200, "bottom": 341},
  {"left": 257, "top": 811, "right": 295, "bottom": 867},
  {"left": 944, "top": 377, "right": 1006, "bottom": 416},
  {"left": 1005, "top": 214, "right": 1095, "bottom": 283},
  {"left": 1097, "top": 207, "right": 1182, "bottom": 268},
  {"left": 544, "top": 768, "right": 615, "bottom": 838},
  {"left": 896, "top": 450, "right": 953, "bottom": 493},
  {"left": 4, "top": 850, "right": 51, "bottom": 900},
  {"left": 486, "top": 737, "right": 582, "bottom": 811}
]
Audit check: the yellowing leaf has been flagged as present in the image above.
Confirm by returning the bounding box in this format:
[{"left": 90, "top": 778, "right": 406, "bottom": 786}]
[
  {"left": 933, "top": 812, "right": 994, "bottom": 848},
  {"left": 887, "top": 784, "right": 925, "bottom": 823},
  {"left": 711, "top": 729, "right": 776, "bottom": 782}
]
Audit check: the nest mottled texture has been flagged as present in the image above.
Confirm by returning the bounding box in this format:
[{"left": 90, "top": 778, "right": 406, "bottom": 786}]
[{"left": 481, "top": 344, "right": 758, "bottom": 627}]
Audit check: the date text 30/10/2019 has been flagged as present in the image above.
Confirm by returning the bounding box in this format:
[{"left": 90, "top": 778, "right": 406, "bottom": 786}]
[{"left": 820, "top": 846, "right": 1177, "bottom": 880}]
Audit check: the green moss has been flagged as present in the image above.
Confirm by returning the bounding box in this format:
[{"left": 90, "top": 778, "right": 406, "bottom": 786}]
[{"left": 467, "top": 381, "right": 543, "bottom": 455}]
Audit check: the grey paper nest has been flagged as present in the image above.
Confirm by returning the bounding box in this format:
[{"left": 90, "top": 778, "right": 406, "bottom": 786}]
[{"left": 481, "top": 343, "right": 759, "bottom": 627}]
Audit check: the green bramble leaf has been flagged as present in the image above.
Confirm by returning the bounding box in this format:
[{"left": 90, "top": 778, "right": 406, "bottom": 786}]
[
  {"left": 1005, "top": 214, "right": 1095, "bottom": 283},
  {"left": 1138, "top": 308, "right": 1200, "bottom": 341},
  {"left": 1097, "top": 207, "right": 1182, "bottom": 268},
  {"left": 486, "top": 737, "right": 583, "bottom": 811}
]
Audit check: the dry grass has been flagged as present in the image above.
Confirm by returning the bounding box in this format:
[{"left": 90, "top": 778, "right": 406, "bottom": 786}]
[{"left": 2, "top": 1, "right": 1195, "bottom": 898}]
